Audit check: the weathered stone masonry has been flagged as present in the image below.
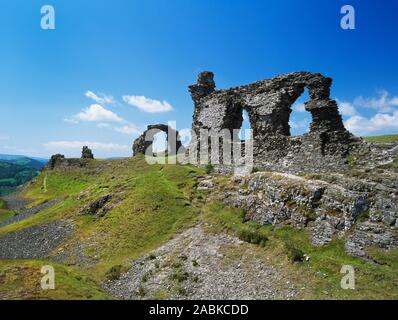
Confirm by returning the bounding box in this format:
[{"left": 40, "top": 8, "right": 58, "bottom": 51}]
[
  {"left": 133, "top": 124, "right": 183, "bottom": 156},
  {"left": 188, "top": 71, "right": 362, "bottom": 173}
]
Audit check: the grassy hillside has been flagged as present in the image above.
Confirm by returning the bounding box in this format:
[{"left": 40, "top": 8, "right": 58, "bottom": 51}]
[
  {"left": 0, "top": 155, "right": 397, "bottom": 300},
  {"left": 0, "top": 156, "right": 203, "bottom": 288},
  {"left": 0, "top": 199, "right": 15, "bottom": 223},
  {"left": 364, "top": 134, "right": 398, "bottom": 143},
  {"left": 203, "top": 203, "right": 398, "bottom": 300},
  {"left": 0, "top": 260, "right": 112, "bottom": 300}
]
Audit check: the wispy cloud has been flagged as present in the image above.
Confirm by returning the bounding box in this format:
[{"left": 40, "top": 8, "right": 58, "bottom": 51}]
[
  {"left": 353, "top": 90, "right": 398, "bottom": 113},
  {"left": 293, "top": 102, "right": 306, "bottom": 112},
  {"left": 85, "top": 91, "right": 115, "bottom": 105},
  {"left": 44, "top": 141, "right": 130, "bottom": 151},
  {"left": 336, "top": 99, "right": 358, "bottom": 117},
  {"left": 289, "top": 118, "right": 310, "bottom": 130},
  {"left": 65, "top": 104, "right": 123, "bottom": 123},
  {"left": 123, "top": 95, "right": 173, "bottom": 113},
  {"left": 338, "top": 90, "right": 398, "bottom": 135},
  {"left": 344, "top": 110, "right": 398, "bottom": 136},
  {"left": 114, "top": 124, "right": 140, "bottom": 135}
]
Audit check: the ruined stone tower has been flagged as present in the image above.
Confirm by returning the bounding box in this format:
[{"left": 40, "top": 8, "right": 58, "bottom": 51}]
[{"left": 188, "top": 71, "right": 360, "bottom": 172}]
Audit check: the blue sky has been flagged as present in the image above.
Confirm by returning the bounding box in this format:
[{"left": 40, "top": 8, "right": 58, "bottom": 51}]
[{"left": 0, "top": 0, "right": 397, "bottom": 158}]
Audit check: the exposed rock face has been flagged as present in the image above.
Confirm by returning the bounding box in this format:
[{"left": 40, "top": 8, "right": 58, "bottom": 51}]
[
  {"left": 210, "top": 170, "right": 398, "bottom": 259},
  {"left": 81, "top": 146, "right": 94, "bottom": 159},
  {"left": 345, "top": 222, "right": 398, "bottom": 258},
  {"left": 133, "top": 124, "right": 183, "bottom": 156},
  {"left": 80, "top": 194, "right": 112, "bottom": 217},
  {"left": 188, "top": 71, "right": 364, "bottom": 173}
]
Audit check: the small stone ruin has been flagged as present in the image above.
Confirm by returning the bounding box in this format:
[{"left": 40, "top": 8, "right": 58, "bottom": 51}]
[
  {"left": 133, "top": 124, "right": 183, "bottom": 156},
  {"left": 47, "top": 146, "right": 95, "bottom": 170}
]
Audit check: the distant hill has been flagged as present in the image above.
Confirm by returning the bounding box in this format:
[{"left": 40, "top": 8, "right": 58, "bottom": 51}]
[
  {"left": 0, "top": 155, "right": 46, "bottom": 196},
  {"left": 0, "top": 154, "right": 48, "bottom": 166}
]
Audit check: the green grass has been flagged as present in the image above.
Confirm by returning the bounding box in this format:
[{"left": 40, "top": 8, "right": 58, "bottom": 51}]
[
  {"left": 23, "top": 170, "right": 90, "bottom": 204},
  {"left": 0, "top": 260, "right": 112, "bottom": 300},
  {"left": 81, "top": 163, "right": 202, "bottom": 278},
  {"left": 0, "top": 198, "right": 16, "bottom": 223},
  {"left": 1, "top": 155, "right": 397, "bottom": 300},
  {"left": 0, "top": 199, "right": 7, "bottom": 210},
  {"left": 363, "top": 134, "right": 398, "bottom": 143},
  {"left": 203, "top": 202, "right": 269, "bottom": 247},
  {"left": 203, "top": 202, "right": 398, "bottom": 300},
  {"left": 0, "top": 156, "right": 204, "bottom": 283}
]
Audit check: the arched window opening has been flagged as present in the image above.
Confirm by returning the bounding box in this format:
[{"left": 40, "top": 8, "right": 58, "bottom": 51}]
[
  {"left": 152, "top": 131, "right": 168, "bottom": 155},
  {"left": 289, "top": 88, "right": 311, "bottom": 136},
  {"left": 239, "top": 109, "right": 252, "bottom": 141}
]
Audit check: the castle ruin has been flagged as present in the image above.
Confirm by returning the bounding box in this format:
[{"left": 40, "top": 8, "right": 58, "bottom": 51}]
[{"left": 133, "top": 71, "right": 365, "bottom": 173}]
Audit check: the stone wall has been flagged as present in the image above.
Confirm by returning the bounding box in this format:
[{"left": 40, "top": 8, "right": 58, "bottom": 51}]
[
  {"left": 188, "top": 71, "right": 364, "bottom": 173},
  {"left": 133, "top": 124, "right": 183, "bottom": 156}
]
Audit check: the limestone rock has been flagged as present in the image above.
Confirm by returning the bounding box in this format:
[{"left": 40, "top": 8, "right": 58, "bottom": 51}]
[
  {"left": 80, "top": 194, "right": 112, "bottom": 217},
  {"left": 345, "top": 222, "right": 398, "bottom": 258},
  {"left": 217, "top": 171, "right": 398, "bottom": 258}
]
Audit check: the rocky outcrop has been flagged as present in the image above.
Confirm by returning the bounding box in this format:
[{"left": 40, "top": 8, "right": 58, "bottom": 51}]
[
  {"left": 345, "top": 222, "right": 398, "bottom": 259},
  {"left": 188, "top": 71, "right": 365, "bottom": 173},
  {"left": 80, "top": 194, "right": 113, "bottom": 218},
  {"left": 133, "top": 124, "right": 183, "bottom": 156},
  {"left": 210, "top": 169, "right": 398, "bottom": 259},
  {"left": 81, "top": 146, "right": 94, "bottom": 159}
]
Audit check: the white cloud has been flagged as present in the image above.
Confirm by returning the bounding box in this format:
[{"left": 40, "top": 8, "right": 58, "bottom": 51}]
[
  {"left": 85, "top": 91, "right": 115, "bottom": 105},
  {"left": 114, "top": 124, "right": 140, "bottom": 135},
  {"left": 293, "top": 103, "right": 306, "bottom": 112},
  {"left": 97, "top": 123, "right": 110, "bottom": 128},
  {"left": 353, "top": 90, "right": 398, "bottom": 113},
  {"left": 344, "top": 110, "right": 398, "bottom": 136},
  {"left": 337, "top": 89, "right": 398, "bottom": 135},
  {"left": 390, "top": 97, "right": 398, "bottom": 105},
  {"left": 66, "top": 104, "right": 123, "bottom": 123},
  {"left": 336, "top": 99, "right": 358, "bottom": 117},
  {"left": 289, "top": 118, "right": 310, "bottom": 130},
  {"left": 44, "top": 141, "right": 130, "bottom": 151},
  {"left": 123, "top": 95, "right": 173, "bottom": 113}
]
